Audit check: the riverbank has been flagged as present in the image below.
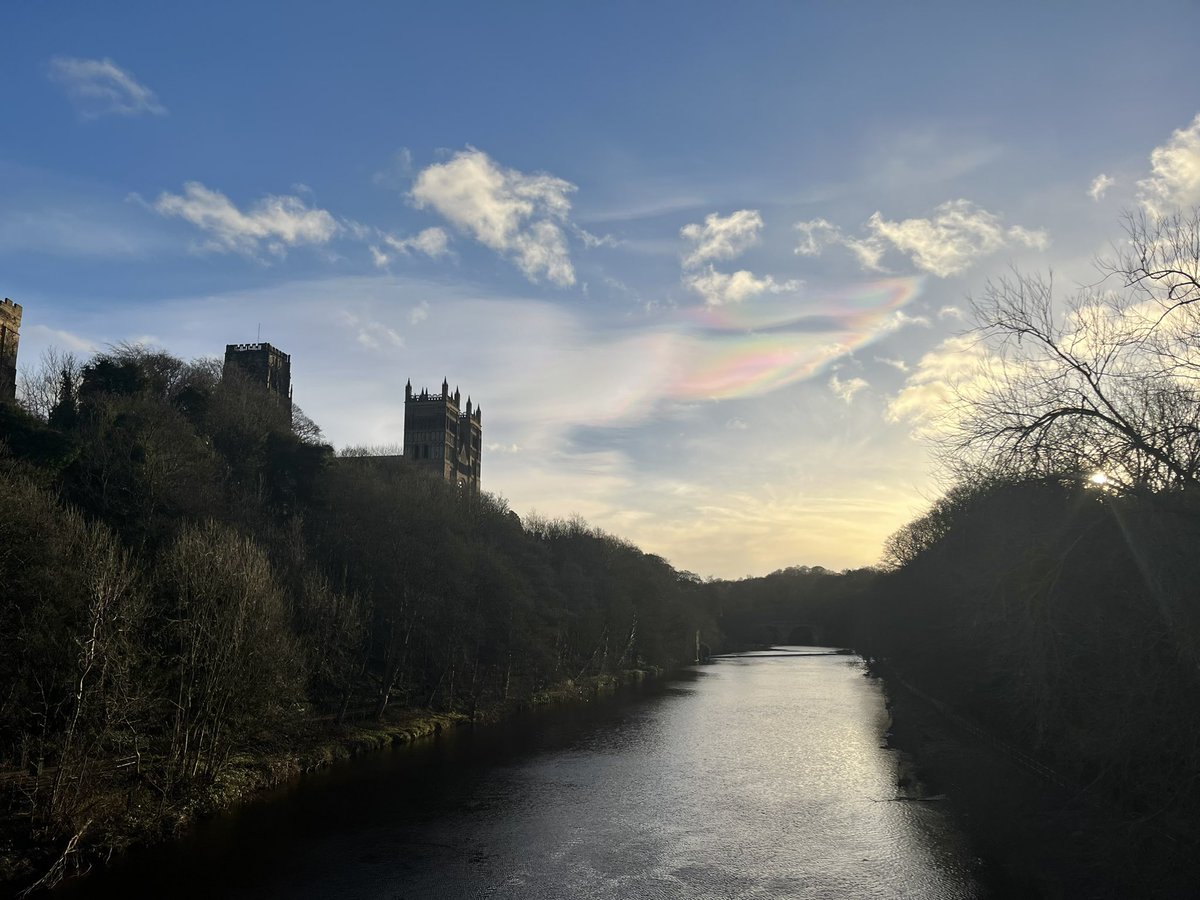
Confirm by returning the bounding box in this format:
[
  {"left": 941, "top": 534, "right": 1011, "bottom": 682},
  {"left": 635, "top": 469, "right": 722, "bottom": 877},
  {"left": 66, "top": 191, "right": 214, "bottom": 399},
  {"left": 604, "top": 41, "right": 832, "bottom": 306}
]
[
  {"left": 1, "top": 666, "right": 664, "bottom": 895},
  {"left": 875, "top": 662, "right": 1197, "bottom": 898}
]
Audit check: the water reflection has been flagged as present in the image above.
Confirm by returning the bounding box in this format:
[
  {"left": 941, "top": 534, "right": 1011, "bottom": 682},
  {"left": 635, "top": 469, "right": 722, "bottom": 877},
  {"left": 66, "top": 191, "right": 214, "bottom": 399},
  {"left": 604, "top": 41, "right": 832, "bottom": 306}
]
[{"left": 58, "top": 651, "right": 985, "bottom": 898}]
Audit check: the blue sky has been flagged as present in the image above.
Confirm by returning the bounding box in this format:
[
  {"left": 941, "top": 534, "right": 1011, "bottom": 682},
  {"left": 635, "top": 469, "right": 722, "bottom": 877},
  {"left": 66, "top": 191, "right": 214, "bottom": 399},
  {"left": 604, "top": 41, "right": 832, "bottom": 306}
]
[{"left": 6, "top": 2, "right": 1200, "bottom": 576}]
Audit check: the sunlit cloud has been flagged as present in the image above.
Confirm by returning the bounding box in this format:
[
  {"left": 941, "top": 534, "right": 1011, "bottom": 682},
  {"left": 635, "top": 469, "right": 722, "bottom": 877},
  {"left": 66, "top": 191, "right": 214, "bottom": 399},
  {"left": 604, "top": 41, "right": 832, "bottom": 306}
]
[
  {"left": 874, "top": 356, "right": 909, "bottom": 373},
  {"left": 682, "top": 266, "right": 801, "bottom": 306},
  {"left": 829, "top": 373, "right": 869, "bottom": 403},
  {"left": 153, "top": 182, "right": 340, "bottom": 257},
  {"left": 680, "top": 209, "right": 798, "bottom": 306},
  {"left": 680, "top": 209, "right": 763, "bottom": 267},
  {"left": 48, "top": 56, "right": 166, "bottom": 119},
  {"left": 886, "top": 335, "right": 989, "bottom": 438},
  {"left": 796, "top": 200, "right": 1048, "bottom": 278},
  {"left": 1138, "top": 113, "right": 1200, "bottom": 215},
  {"left": 410, "top": 147, "right": 577, "bottom": 286},
  {"left": 1089, "top": 173, "right": 1115, "bottom": 201},
  {"left": 371, "top": 227, "right": 451, "bottom": 266}
]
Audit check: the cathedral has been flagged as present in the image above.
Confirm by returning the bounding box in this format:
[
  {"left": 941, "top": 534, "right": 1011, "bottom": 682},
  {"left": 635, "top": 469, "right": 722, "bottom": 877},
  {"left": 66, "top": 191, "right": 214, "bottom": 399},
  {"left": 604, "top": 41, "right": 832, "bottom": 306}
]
[{"left": 404, "top": 378, "right": 482, "bottom": 492}]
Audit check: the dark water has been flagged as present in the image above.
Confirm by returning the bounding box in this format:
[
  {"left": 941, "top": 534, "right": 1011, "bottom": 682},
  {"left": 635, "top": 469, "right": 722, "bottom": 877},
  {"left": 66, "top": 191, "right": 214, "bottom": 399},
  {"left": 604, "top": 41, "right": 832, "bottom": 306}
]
[{"left": 59, "top": 650, "right": 986, "bottom": 898}]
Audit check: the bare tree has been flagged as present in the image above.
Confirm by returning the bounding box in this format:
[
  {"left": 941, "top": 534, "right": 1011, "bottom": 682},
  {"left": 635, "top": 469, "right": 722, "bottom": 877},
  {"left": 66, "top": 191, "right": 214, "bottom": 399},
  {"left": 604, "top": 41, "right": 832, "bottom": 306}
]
[
  {"left": 948, "top": 212, "right": 1200, "bottom": 490},
  {"left": 18, "top": 348, "right": 82, "bottom": 421}
]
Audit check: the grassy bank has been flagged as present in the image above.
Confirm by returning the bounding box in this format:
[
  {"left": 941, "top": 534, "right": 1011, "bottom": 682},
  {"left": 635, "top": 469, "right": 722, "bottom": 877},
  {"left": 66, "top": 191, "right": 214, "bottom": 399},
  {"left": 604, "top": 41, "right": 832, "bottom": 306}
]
[{"left": 2, "top": 666, "right": 664, "bottom": 895}]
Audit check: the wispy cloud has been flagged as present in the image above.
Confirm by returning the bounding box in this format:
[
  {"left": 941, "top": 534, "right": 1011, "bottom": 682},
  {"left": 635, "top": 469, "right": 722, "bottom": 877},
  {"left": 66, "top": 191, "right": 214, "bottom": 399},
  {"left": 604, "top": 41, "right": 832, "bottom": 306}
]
[
  {"left": 48, "top": 56, "right": 166, "bottom": 119},
  {"left": 1089, "top": 173, "right": 1115, "bottom": 201},
  {"left": 340, "top": 309, "right": 404, "bottom": 351},
  {"left": 680, "top": 209, "right": 763, "bottom": 267},
  {"left": 1138, "top": 113, "right": 1200, "bottom": 215},
  {"left": 410, "top": 148, "right": 577, "bottom": 286},
  {"left": 796, "top": 200, "right": 1047, "bottom": 278},
  {"left": 679, "top": 209, "right": 798, "bottom": 306},
  {"left": 152, "top": 182, "right": 340, "bottom": 258},
  {"left": 829, "top": 373, "right": 869, "bottom": 404},
  {"left": 886, "top": 335, "right": 989, "bottom": 438},
  {"left": 682, "top": 265, "right": 800, "bottom": 306},
  {"left": 371, "top": 227, "right": 451, "bottom": 267}
]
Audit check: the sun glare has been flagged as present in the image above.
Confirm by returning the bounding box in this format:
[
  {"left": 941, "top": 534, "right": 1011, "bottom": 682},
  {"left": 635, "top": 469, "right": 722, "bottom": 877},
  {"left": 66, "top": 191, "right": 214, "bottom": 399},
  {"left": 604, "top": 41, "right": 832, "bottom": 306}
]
[{"left": 1089, "top": 472, "right": 1108, "bottom": 486}]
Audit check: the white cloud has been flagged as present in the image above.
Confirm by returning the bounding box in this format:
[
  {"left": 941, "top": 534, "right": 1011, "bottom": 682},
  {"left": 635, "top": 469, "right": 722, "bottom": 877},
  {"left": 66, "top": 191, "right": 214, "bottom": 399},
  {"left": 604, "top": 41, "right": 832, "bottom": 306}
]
[
  {"left": 796, "top": 201, "right": 1046, "bottom": 278},
  {"left": 680, "top": 209, "right": 763, "bottom": 267},
  {"left": 829, "top": 373, "right": 869, "bottom": 403},
  {"left": 575, "top": 225, "right": 619, "bottom": 249},
  {"left": 1138, "top": 114, "right": 1200, "bottom": 215},
  {"left": 680, "top": 209, "right": 797, "bottom": 306},
  {"left": 886, "top": 335, "right": 989, "bottom": 438},
  {"left": 382, "top": 226, "right": 450, "bottom": 259},
  {"left": 410, "top": 148, "right": 576, "bottom": 286},
  {"left": 938, "top": 305, "right": 965, "bottom": 320},
  {"left": 725, "top": 418, "right": 749, "bottom": 431},
  {"left": 794, "top": 218, "right": 842, "bottom": 257},
  {"left": 410, "top": 299, "right": 429, "bottom": 325},
  {"left": 48, "top": 56, "right": 166, "bottom": 119},
  {"left": 882, "top": 309, "right": 932, "bottom": 331},
  {"left": 683, "top": 265, "right": 801, "bottom": 306},
  {"left": 865, "top": 200, "right": 1048, "bottom": 278},
  {"left": 874, "top": 356, "right": 909, "bottom": 373},
  {"left": 1089, "top": 173, "right": 1115, "bottom": 201},
  {"left": 153, "top": 182, "right": 340, "bottom": 257},
  {"left": 340, "top": 310, "right": 404, "bottom": 351}
]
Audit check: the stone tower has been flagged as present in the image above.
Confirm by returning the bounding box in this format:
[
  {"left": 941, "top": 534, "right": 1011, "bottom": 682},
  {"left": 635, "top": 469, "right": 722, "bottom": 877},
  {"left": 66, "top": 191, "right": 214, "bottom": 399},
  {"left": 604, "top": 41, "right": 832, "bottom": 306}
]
[
  {"left": 0, "top": 298, "right": 22, "bottom": 404},
  {"left": 404, "top": 377, "right": 482, "bottom": 491},
  {"left": 223, "top": 342, "right": 292, "bottom": 414}
]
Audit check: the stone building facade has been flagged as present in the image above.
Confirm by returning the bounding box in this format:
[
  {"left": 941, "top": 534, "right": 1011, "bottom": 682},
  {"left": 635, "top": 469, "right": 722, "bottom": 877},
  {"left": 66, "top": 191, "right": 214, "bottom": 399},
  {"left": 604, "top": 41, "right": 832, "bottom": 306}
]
[
  {"left": 404, "top": 378, "right": 482, "bottom": 491},
  {"left": 0, "top": 298, "right": 21, "bottom": 404},
  {"left": 223, "top": 342, "right": 292, "bottom": 413}
]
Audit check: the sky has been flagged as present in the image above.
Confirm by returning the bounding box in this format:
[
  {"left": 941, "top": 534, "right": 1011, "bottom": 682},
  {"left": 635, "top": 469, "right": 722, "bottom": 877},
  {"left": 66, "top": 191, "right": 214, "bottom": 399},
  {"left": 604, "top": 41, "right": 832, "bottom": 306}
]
[{"left": 6, "top": 1, "right": 1200, "bottom": 578}]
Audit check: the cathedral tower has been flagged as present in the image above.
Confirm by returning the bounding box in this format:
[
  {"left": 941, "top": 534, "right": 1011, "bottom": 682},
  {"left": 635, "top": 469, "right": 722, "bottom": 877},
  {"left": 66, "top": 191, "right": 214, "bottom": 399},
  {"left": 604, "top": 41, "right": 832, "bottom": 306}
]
[
  {"left": 404, "top": 377, "right": 482, "bottom": 491},
  {"left": 0, "top": 298, "right": 22, "bottom": 404},
  {"left": 223, "top": 342, "right": 292, "bottom": 414}
]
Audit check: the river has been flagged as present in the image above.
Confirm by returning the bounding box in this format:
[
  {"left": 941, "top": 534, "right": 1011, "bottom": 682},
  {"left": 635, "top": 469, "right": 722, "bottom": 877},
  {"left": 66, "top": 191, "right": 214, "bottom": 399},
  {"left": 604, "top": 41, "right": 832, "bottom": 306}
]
[{"left": 57, "top": 649, "right": 989, "bottom": 898}]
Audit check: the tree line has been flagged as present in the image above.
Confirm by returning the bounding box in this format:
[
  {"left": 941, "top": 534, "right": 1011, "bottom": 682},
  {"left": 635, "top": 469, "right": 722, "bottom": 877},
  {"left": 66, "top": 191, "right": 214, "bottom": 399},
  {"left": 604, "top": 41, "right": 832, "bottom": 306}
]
[
  {"left": 857, "top": 212, "right": 1200, "bottom": 874},
  {"left": 0, "top": 345, "right": 756, "bottom": 889}
]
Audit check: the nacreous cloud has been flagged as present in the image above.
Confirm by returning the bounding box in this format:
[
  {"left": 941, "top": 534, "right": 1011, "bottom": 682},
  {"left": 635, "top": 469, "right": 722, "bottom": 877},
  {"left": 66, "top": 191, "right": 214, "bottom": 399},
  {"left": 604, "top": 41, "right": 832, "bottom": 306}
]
[
  {"left": 1138, "top": 113, "right": 1200, "bottom": 216},
  {"left": 410, "top": 148, "right": 576, "bottom": 286},
  {"left": 153, "top": 182, "right": 340, "bottom": 257},
  {"left": 680, "top": 209, "right": 764, "bottom": 268},
  {"left": 49, "top": 56, "right": 166, "bottom": 119},
  {"left": 796, "top": 199, "right": 1047, "bottom": 278}
]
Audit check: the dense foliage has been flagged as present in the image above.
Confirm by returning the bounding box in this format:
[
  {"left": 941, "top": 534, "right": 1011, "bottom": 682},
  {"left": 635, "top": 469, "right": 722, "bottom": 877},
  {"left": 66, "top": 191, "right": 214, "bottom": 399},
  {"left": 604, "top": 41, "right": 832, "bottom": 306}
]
[
  {"left": 0, "top": 345, "right": 744, "bottom": 886},
  {"left": 861, "top": 213, "right": 1200, "bottom": 862}
]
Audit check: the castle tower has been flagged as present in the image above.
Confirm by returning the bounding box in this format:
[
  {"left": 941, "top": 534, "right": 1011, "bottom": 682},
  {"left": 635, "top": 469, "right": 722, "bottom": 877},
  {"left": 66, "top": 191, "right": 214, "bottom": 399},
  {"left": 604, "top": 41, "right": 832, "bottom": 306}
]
[
  {"left": 0, "top": 298, "right": 22, "bottom": 404},
  {"left": 223, "top": 342, "right": 292, "bottom": 414},
  {"left": 404, "top": 377, "right": 482, "bottom": 492}
]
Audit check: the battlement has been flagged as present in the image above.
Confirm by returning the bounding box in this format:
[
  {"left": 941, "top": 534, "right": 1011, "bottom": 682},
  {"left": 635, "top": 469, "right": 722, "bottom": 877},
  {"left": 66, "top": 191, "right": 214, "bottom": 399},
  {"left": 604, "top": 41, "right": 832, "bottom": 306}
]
[
  {"left": 226, "top": 341, "right": 289, "bottom": 360},
  {"left": 0, "top": 297, "right": 21, "bottom": 318},
  {"left": 224, "top": 341, "right": 292, "bottom": 414}
]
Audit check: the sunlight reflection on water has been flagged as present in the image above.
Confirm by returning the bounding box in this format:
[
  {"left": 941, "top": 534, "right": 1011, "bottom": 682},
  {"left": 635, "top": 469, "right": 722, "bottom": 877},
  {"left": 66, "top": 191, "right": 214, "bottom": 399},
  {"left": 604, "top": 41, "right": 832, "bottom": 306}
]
[{"left": 58, "top": 649, "right": 984, "bottom": 899}]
